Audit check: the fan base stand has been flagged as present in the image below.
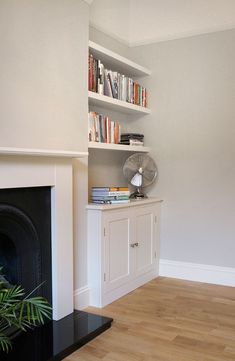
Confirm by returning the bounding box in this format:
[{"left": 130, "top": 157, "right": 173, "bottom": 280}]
[{"left": 130, "top": 189, "right": 147, "bottom": 199}]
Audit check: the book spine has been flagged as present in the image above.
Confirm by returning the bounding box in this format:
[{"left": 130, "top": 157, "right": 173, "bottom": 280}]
[
  {"left": 117, "top": 73, "right": 121, "bottom": 100},
  {"left": 92, "top": 187, "right": 130, "bottom": 196},
  {"left": 92, "top": 191, "right": 130, "bottom": 196},
  {"left": 99, "top": 114, "right": 103, "bottom": 143},
  {"left": 88, "top": 54, "right": 93, "bottom": 91},
  {"left": 111, "top": 121, "right": 114, "bottom": 144},
  {"left": 121, "top": 75, "right": 127, "bottom": 102},
  {"left": 92, "top": 195, "right": 130, "bottom": 200},
  {"left": 107, "top": 71, "right": 116, "bottom": 98},
  {"left": 104, "top": 69, "right": 113, "bottom": 97},
  {"left": 98, "top": 61, "right": 104, "bottom": 95},
  {"left": 88, "top": 112, "right": 92, "bottom": 141},
  {"left": 88, "top": 54, "right": 148, "bottom": 107},
  {"left": 92, "top": 187, "right": 129, "bottom": 191}
]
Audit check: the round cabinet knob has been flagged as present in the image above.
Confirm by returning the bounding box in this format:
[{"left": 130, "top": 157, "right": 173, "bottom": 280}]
[
  {"left": 135, "top": 242, "right": 139, "bottom": 247},
  {"left": 130, "top": 243, "right": 135, "bottom": 248}
]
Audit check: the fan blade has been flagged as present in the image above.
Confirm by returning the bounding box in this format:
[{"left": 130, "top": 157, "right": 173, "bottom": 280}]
[
  {"left": 139, "top": 154, "right": 151, "bottom": 169},
  {"left": 142, "top": 169, "right": 157, "bottom": 185},
  {"left": 123, "top": 160, "right": 139, "bottom": 173},
  {"left": 131, "top": 173, "right": 143, "bottom": 187},
  {"left": 125, "top": 170, "right": 138, "bottom": 182},
  {"left": 136, "top": 154, "right": 144, "bottom": 169}
]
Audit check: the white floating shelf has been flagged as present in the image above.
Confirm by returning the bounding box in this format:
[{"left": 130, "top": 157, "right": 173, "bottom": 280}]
[
  {"left": 89, "top": 41, "right": 151, "bottom": 78},
  {"left": 88, "top": 91, "right": 151, "bottom": 115},
  {"left": 88, "top": 142, "right": 150, "bottom": 153}
]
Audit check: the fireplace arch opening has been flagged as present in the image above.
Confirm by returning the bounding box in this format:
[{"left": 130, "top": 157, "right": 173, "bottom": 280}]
[
  {"left": 0, "top": 203, "right": 41, "bottom": 293},
  {"left": 0, "top": 187, "right": 52, "bottom": 303},
  {"left": 0, "top": 232, "right": 17, "bottom": 286}
]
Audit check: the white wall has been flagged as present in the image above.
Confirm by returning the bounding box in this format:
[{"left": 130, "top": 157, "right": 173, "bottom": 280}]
[
  {"left": 129, "top": 0, "right": 235, "bottom": 45},
  {"left": 0, "top": 0, "right": 88, "bottom": 152},
  {"left": 0, "top": 0, "right": 89, "bottom": 306},
  {"left": 89, "top": 0, "right": 131, "bottom": 46},
  {"left": 130, "top": 29, "right": 235, "bottom": 268}
]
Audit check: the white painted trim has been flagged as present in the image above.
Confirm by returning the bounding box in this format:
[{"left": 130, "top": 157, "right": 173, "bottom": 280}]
[
  {"left": 0, "top": 157, "right": 75, "bottom": 320},
  {"left": 159, "top": 259, "right": 235, "bottom": 287},
  {"left": 129, "top": 25, "right": 235, "bottom": 47},
  {"left": 74, "top": 286, "right": 90, "bottom": 310},
  {"left": 0, "top": 147, "right": 88, "bottom": 158},
  {"left": 90, "top": 22, "right": 235, "bottom": 48}
]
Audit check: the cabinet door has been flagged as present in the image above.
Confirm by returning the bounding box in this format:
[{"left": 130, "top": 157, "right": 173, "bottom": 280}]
[
  {"left": 103, "top": 209, "right": 134, "bottom": 293},
  {"left": 133, "top": 205, "right": 158, "bottom": 277}
]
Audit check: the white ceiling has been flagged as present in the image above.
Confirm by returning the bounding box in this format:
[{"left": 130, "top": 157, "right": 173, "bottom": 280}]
[{"left": 89, "top": 0, "right": 235, "bottom": 46}]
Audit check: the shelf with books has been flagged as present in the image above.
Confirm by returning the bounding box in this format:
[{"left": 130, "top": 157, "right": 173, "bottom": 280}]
[
  {"left": 88, "top": 91, "right": 151, "bottom": 115},
  {"left": 88, "top": 142, "right": 150, "bottom": 153},
  {"left": 88, "top": 41, "right": 152, "bottom": 195},
  {"left": 89, "top": 41, "right": 151, "bottom": 78}
]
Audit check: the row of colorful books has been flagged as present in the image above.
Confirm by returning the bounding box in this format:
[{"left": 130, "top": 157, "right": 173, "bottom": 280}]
[
  {"left": 88, "top": 111, "right": 121, "bottom": 144},
  {"left": 88, "top": 54, "right": 148, "bottom": 108},
  {"left": 91, "top": 187, "right": 130, "bottom": 204}
]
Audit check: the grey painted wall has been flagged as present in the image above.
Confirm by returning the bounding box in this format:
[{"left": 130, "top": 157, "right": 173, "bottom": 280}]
[
  {"left": 90, "top": 27, "right": 235, "bottom": 268},
  {"left": 130, "top": 29, "right": 235, "bottom": 267}
]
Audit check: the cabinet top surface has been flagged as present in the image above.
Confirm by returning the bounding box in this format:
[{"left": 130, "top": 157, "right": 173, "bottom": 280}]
[{"left": 86, "top": 197, "right": 163, "bottom": 211}]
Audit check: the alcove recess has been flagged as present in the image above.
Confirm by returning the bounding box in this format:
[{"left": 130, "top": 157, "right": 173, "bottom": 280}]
[{"left": 88, "top": 41, "right": 151, "bottom": 198}]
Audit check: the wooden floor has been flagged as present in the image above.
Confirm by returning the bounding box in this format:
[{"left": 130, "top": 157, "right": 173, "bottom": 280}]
[{"left": 65, "top": 277, "right": 235, "bottom": 361}]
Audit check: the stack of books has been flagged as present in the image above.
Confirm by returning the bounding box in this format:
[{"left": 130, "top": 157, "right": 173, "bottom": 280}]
[
  {"left": 88, "top": 53, "right": 148, "bottom": 108},
  {"left": 91, "top": 187, "right": 130, "bottom": 204},
  {"left": 88, "top": 111, "right": 121, "bottom": 144},
  {"left": 119, "top": 133, "right": 144, "bottom": 146}
]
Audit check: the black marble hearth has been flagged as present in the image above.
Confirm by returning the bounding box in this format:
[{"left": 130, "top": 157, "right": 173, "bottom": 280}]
[{"left": 1, "top": 310, "right": 113, "bottom": 361}]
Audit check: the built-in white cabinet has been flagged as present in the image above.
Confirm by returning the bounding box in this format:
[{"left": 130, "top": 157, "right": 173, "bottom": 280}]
[{"left": 87, "top": 198, "right": 162, "bottom": 307}]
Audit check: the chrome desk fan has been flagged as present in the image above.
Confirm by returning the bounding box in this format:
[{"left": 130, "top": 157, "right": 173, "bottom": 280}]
[{"left": 123, "top": 153, "right": 158, "bottom": 199}]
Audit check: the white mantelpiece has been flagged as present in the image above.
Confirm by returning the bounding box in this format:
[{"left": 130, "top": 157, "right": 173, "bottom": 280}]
[
  {"left": 0, "top": 147, "right": 88, "bottom": 158},
  {"left": 0, "top": 149, "right": 87, "bottom": 320}
]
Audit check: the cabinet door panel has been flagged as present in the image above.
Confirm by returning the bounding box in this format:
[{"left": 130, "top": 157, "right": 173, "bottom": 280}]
[
  {"left": 104, "top": 210, "right": 133, "bottom": 293},
  {"left": 109, "top": 218, "right": 129, "bottom": 281},
  {"left": 136, "top": 212, "right": 153, "bottom": 273},
  {"left": 134, "top": 205, "right": 156, "bottom": 277}
]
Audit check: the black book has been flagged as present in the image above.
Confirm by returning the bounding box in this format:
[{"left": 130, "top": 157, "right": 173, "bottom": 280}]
[{"left": 121, "top": 133, "right": 144, "bottom": 140}]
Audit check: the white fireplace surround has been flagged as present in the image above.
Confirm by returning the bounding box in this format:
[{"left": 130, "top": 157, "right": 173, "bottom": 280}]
[{"left": 0, "top": 147, "right": 88, "bottom": 321}]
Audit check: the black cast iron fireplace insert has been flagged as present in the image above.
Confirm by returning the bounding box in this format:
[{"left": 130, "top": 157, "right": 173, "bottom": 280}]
[{"left": 0, "top": 186, "right": 52, "bottom": 303}]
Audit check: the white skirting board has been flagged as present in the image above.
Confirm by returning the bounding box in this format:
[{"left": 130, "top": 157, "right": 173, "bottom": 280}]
[
  {"left": 159, "top": 259, "right": 235, "bottom": 287},
  {"left": 74, "top": 286, "right": 90, "bottom": 310},
  {"left": 74, "top": 260, "right": 235, "bottom": 310}
]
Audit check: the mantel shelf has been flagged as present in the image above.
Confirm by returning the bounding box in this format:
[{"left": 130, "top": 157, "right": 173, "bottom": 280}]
[
  {"left": 0, "top": 147, "right": 88, "bottom": 158},
  {"left": 88, "top": 91, "right": 151, "bottom": 115},
  {"left": 89, "top": 41, "right": 151, "bottom": 78},
  {"left": 88, "top": 142, "right": 150, "bottom": 153}
]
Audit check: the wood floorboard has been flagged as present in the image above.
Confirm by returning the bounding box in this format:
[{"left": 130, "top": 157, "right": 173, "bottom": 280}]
[{"left": 64, "top": 277, "right": 235, "bottom": 361}]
